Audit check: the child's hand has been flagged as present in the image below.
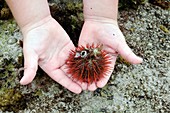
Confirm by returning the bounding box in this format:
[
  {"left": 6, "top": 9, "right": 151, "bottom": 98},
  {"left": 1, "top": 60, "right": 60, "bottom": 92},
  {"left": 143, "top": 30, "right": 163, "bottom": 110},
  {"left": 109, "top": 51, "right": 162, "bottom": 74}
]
[
  {"left": 21, "top": 16, "right": 82, "bottom": 94},
  {"left": 78, "top": 20, "right": 143, "bottom": 91}
]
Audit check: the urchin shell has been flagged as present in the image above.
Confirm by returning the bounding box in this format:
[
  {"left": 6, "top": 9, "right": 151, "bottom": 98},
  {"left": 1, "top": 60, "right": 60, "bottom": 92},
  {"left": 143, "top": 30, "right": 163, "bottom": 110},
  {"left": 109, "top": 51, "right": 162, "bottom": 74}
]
[{"left": 66, "top": 44, "right": 111, "bottom": 84}]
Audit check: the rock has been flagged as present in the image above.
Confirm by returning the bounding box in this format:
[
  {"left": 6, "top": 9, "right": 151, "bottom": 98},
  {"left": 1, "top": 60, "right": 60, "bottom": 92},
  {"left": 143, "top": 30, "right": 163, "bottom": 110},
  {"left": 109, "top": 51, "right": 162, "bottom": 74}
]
[
  {"left": 0, "top": 1, "right": 170, "bottom": 113},
  {"left": 7, "top": 37, "right": 17, "bottom": 45}
]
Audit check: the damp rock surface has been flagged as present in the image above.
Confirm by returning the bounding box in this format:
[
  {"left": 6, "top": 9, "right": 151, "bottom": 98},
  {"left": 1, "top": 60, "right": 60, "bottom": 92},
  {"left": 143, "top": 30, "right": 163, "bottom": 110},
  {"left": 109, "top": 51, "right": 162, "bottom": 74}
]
[{"left": 0, "top": 1, "right": 170, "bottom": 113}]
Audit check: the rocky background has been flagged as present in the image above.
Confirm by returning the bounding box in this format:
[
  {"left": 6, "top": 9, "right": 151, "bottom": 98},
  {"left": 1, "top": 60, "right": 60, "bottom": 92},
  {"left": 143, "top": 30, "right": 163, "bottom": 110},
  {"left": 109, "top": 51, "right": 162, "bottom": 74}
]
[{"left": 0, "top": 0, "right": 170, "bottom": 112}]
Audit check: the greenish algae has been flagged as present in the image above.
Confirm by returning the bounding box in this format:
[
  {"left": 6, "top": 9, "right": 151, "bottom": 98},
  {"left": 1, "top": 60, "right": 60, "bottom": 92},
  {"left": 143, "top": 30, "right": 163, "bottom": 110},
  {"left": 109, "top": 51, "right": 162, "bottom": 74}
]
[
  {"left": 0, "top": 0, "right": 12, "bottom": 20},
  {"left": 160, "top": 25, "right": 169, "bottom": 33},
  {"left": 0, "top": 88, "right": 26, "bottom": 112},
  {"left": 0, "top": 58, "right": 26, "bottom": 112},
  {"left": 0, "top": 19, "right": 27, "bottom": 112}
]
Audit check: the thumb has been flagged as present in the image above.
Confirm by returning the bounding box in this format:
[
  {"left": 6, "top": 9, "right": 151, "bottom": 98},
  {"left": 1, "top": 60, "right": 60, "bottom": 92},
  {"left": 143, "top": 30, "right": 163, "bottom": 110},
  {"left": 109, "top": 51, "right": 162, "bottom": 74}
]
[
  {"left": 117, "top": 42, "right": 143, "bottom": 64},
  {"left": 20, "top": 49, "right": 38, "bottom": 85}
]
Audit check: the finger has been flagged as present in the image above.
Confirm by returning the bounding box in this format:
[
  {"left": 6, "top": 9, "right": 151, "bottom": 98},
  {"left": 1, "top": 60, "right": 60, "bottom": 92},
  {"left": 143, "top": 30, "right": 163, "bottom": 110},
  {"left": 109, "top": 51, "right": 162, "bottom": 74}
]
[
  {"left": 77, "top": 82, "right": 88, "bottom": 90},
  {"left": 88, "top": 82, "right": 97, "bottom": 91},
  {"left": 48, "top": 69, "right": 82, "bottom": 94},
  {"left": 20, "top": 50, "right": 38, "bottom": 85},
  {"left": 117, "top": 42, "right": 143, "bottom": 64},
  {"left": 97, "top": 55, "right": 116, "bottom": 88}
]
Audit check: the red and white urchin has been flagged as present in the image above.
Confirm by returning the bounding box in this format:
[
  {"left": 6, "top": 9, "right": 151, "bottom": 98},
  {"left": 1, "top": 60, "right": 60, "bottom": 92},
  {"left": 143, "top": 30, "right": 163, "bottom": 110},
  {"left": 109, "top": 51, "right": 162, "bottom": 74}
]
[{"left": 66, "top": 44, "right": 111, "bottom": 84}]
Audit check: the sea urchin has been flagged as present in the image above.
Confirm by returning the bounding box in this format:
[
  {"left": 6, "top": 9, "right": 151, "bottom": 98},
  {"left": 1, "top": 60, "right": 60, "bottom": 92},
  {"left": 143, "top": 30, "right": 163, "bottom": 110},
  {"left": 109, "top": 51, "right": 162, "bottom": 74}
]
[{"left": 66, "top": 44, "right": 111, "bottom": 84}]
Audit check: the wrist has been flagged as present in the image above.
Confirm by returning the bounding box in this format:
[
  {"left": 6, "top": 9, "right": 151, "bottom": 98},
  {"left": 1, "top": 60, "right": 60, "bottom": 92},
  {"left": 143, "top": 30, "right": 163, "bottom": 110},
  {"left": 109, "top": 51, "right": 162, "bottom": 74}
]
[
  {"left": 83, "top": 15, "right": 118, "bottom": 26},
  {"left": 83, "top": 0, "right": 118, "bottom": 22},
  {"left": 6, "top": 0, "right": 51, "bottom": 29},
  {"left": 21, "top": 15, "right": 52, "bottom": 35}
]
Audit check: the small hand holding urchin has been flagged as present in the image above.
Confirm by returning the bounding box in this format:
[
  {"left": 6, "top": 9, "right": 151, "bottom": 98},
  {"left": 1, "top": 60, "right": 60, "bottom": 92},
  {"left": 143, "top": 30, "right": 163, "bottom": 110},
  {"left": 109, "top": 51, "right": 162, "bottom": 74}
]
[{"left": 77, "top": 20, "right": 143, "bottom": 91}]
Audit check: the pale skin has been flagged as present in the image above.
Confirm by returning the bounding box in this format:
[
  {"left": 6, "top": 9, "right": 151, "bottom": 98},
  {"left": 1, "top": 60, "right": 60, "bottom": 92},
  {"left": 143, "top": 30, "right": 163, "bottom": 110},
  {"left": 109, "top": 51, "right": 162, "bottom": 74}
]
[
  {"left": 79, "top": 0, "right": 143, "bottom": 91},
  {"left": 6, "top": 0, "right": 143, "bottom": 94}
]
